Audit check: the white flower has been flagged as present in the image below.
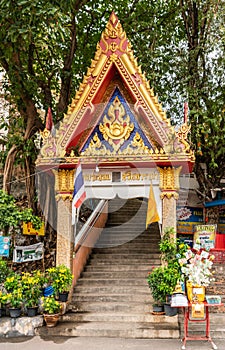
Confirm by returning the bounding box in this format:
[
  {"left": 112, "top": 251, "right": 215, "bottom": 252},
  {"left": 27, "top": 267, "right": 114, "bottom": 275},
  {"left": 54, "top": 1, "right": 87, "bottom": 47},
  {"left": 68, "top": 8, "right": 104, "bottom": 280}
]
[{"left": 180, "top": 249, "right": 214, "bottom": 287}]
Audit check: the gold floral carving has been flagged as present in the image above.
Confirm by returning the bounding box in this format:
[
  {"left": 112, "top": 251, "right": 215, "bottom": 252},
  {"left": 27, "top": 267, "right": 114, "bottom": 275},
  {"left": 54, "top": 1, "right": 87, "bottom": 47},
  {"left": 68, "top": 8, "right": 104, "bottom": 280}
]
[
  {"left": 37, "top": 13, "right": 195, "bottom": 167},
  {"left": 176, "top": 123, "right": 192, "bottom": 153},
  {"left": 38, "top": 128, "right": 58, "bottom": 158},
  {"left": 81, "top": 133, "right": 111, "bottom": 156},
  {"left": 81, "top": 127, "right": 167, "bottom": 157},
  {"left": 53, "top": 169, "right": 75, "bottom": 197},
  {"left": 99, "top": 96, "right": 134, "bottom": 151},
  {"left": 158, "top": 166, "right": 182, "bottom": 199}
]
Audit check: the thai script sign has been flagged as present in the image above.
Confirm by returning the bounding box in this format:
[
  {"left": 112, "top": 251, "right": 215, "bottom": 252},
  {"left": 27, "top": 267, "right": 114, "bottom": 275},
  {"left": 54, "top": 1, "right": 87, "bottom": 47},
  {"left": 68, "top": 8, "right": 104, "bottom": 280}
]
[
  {"left": 177, "top": 207, "right": 204, "bottom": 234},
  {"left": 193, "top": 224, "right": 216, "bottom": 250}
]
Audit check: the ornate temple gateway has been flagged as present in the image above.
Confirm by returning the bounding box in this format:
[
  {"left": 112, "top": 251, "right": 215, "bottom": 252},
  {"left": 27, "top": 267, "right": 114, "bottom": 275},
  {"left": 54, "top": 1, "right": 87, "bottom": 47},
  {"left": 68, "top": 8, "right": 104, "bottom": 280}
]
[{"left": 36, "top": 12, "right": 194, "bottom": 268}]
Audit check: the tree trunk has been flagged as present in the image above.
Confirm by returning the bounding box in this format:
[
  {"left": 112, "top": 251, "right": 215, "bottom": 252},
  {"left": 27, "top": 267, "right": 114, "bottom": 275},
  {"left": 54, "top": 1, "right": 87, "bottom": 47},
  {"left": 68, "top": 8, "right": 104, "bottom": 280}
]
[
  {"left": 3, "top": 144, "right": 19, "bottom": 194},
  {"left": 24, "top": 156, "right": 37, "bottom": 211}
]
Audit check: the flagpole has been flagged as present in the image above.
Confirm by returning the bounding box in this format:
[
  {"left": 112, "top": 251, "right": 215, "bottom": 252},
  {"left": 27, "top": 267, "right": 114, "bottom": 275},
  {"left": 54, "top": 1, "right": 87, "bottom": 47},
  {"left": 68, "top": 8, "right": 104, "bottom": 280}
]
[{"left": 73, "top": 208, "right": 77, "bottom": 247}]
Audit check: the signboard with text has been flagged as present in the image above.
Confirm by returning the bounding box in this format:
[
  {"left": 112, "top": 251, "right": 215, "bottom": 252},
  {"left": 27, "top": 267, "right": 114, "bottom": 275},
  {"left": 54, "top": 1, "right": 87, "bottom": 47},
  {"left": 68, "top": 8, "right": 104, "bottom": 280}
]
[
  {"left": 0, "top": 236, "right": 10, "bottom": 257},
  {"left": 177, "top": 207, "right": 204, "bottom": 234},
  {"left": 13, "top": 242, "right": 44, "bottom": 263},
  {"left": 193, "top": 224, "right": 216, "bottom": 250}
]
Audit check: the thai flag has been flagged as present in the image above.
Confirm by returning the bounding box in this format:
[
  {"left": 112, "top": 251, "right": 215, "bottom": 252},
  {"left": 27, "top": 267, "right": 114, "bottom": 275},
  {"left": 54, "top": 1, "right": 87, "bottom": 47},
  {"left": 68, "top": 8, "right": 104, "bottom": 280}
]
[{"left": 72, "top": 161, "right": 86, "bottom": 225}]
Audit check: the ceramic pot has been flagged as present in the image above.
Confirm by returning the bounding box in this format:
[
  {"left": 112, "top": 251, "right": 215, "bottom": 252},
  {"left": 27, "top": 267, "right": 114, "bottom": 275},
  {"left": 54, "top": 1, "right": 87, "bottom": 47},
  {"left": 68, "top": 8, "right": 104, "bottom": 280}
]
[
  {"left": 164, "top": 303, "right": 177, "bottom": 317},
  {"left": 58, "top": 292, "right": 69, "bottom": 302},
  {"left": 27, "top": 306, "right": 38, "bottom": 317},
  {"left": 152, "top": 304, "right": 164, "bottom": 314},
  {"left": 9, "top": 307, "right": 22, "bottom": 318},
  {"left": 43, "top": 313, "right": 60, "bottom": 327}
]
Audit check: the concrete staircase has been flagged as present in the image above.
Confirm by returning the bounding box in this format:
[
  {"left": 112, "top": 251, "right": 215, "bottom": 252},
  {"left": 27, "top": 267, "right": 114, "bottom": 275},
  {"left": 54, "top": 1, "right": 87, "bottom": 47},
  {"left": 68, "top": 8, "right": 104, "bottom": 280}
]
[{"left": 38, "top": 197, "right": 180, "bottom": 338}]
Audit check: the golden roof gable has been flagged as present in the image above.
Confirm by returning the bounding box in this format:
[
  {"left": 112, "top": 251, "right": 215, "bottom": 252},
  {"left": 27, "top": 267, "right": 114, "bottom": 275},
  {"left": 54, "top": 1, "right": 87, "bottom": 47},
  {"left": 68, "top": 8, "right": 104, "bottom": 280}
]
[{"left": 38, "top": 12, "right": 194, "bottom": 169}]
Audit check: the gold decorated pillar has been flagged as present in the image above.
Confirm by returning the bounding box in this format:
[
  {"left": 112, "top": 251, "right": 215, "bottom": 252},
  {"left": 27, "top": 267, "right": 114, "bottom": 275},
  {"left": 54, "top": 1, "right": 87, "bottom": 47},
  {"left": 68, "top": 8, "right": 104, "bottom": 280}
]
[
  {"left": 158, "top": 166, "right": 182, "bottom": 237},
  {"left": 54, "top": 169, "right": 75, "bottom": 269}
]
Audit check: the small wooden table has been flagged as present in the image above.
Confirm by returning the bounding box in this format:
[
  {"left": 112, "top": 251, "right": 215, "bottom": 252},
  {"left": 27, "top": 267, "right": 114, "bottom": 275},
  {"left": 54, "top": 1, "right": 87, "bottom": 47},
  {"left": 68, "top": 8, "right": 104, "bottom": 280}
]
[{"left": 180, "top": 302, "right": 224, "bottom": 350}]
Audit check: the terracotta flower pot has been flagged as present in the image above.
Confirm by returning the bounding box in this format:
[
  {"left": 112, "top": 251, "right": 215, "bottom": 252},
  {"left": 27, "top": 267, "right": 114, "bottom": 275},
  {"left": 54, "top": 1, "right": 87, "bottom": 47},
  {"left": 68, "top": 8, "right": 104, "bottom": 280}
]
[{"left": 43, "top": 313, "right": 60, "bottom": 327}]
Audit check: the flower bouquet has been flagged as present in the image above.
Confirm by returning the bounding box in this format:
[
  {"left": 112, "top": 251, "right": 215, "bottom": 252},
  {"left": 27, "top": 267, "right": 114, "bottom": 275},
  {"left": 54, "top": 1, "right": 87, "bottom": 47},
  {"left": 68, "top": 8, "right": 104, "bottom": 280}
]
[
  {"left": 178, "top": 248, "right": 215, "bottom": 301},
  {"left": 179, "top": 249, "right": 214, "bottom": 287}
]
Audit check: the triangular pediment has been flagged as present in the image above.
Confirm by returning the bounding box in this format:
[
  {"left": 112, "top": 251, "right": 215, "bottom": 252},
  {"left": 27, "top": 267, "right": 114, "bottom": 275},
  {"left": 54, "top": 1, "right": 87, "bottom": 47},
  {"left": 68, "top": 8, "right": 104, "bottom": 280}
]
[
  {"left": 38, "top": 12, "right": 194, "bottom": 170},
  {"left": 81, "top": 87, "right": 156, "bottom": 157}
]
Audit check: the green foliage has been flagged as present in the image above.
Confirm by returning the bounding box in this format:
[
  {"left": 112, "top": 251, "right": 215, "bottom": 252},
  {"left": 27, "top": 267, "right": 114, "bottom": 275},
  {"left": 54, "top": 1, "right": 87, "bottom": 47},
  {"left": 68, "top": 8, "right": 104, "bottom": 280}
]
[
  {"left": 7, "top": 288, "right": 23, "bottom": 308},
  {"left": 0, "top": 0, "right": 224, "bottom": 197},
  {"left": 42, "top": 295, "right": 60, "bottom": 315},
  {"left": 147, "top": 265, "right": 181, "bottom": 304},
  {"left": 46, "top": 264, "right": 73, "bottom": 294},
  {"left": 0, "top": 259, "right": 11, "bottom": 283},
  {"left": 21, "top": 272, "right": 42, "bottom": 307},
  {"left": 4, "top": 273, "right": 21, "bottom": 291},
  {"left": 0, "top": 265, "right": 73, "bottom": 311},
  {"left": 0, "top": 190, "right": 42, "bottom": 232},
  {"left": 147, "top": 226, "right": 189, "bottom": 304},
  {"left": 160, "top": 227, "right": 189, "bottom": 269},
  {"left": 0, "top": 291, "right": 9, "bottom": 306}
]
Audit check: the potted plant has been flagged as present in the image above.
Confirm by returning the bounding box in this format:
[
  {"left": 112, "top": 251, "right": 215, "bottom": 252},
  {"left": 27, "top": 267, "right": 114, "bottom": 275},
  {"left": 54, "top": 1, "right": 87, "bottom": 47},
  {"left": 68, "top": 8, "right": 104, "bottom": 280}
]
[
  {"left": 7, "top": 288, "right": 23, "bottom": 318},
  {"left": 51, "top": 265, "right": 73, "bottom": 302},
  {"left": 42, "top": 296, "right": 61, "bottom": 327},
  {"left": 0, "top": 291, "right": 10, "bottom": 317},
  {"left": 4, "top": 273, "right": 21, "bottom": 292},
  {"left": 44, "top": 267, "right": 57, "bottom": 297},
  {"left": 21, "top": 273, "right": 41, "bottom": 316},
  {"left": 147, "top": 227, "right": 187, "bottom": 315},
  {"left": 0, "top": 259, "right": 11, "bottom": 284},
  {"left": 32, "top": 269, "right": 48, "bottom": 290},
  {"left": 147, "top": 265, "right": 180, "bottom": 314}
]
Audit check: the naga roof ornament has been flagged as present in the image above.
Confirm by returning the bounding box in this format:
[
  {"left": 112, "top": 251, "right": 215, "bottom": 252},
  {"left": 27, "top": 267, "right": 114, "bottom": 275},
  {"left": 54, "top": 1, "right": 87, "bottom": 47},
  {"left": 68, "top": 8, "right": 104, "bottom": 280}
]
[{"left": 37, "top": 12, "right": 194, "bottom": 170}]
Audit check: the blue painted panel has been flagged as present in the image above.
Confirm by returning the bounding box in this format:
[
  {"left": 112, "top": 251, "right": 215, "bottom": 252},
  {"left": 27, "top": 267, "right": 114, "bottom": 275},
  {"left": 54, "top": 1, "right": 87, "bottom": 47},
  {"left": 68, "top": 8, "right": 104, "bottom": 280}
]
[{"left": 81, "top": 87, "right": 153, "bottom": 153}]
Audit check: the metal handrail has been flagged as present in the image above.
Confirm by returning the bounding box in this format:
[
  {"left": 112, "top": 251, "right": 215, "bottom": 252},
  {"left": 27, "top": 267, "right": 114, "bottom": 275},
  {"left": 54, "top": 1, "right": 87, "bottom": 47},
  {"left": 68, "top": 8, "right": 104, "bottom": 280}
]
[{"left": 74, "top": 199, "right": 108, "bottom": 248}]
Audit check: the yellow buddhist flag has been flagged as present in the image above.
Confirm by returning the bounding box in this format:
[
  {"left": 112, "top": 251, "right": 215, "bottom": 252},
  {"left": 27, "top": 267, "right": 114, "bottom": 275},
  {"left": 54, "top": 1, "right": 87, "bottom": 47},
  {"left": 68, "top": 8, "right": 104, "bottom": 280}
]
[{"left": 146, "top": 183, "right": 160, "bottom": 229}]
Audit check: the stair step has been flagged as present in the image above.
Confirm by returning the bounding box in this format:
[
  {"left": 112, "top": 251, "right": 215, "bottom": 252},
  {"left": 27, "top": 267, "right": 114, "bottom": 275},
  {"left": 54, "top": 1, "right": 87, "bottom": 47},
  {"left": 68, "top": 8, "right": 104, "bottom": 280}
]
[
  {"left": 38, "top": 320, "right": 179, "bottom": 338},
  {"left": 75, "top": 278, "right": 149, "bottom": 286},
  {"left": 62, "top": 312, "right": 179, "bottom": 323},
  {"left": 81, "top": 271, "right": 149, "bottom": 278},
  {"left": 91, "top": 253, "right": 160, "bottom": 259},
  {"left": 92, "top": 248, "right": 160, "bottom": 254},
  {"left": 73, "top": 293, "right": 152, "bottom": 303},
  {"left": 84, "top": 264, "right": 154, "bottom": 272},
  {"left": 71, "top": 301, "right": 152, "bottom": 313},
  {"left": 74, "top": 285, "right": 150, "bottom": 293},
  {"left": 55, "top": 199, "right": 180, "bottom": 339}
]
